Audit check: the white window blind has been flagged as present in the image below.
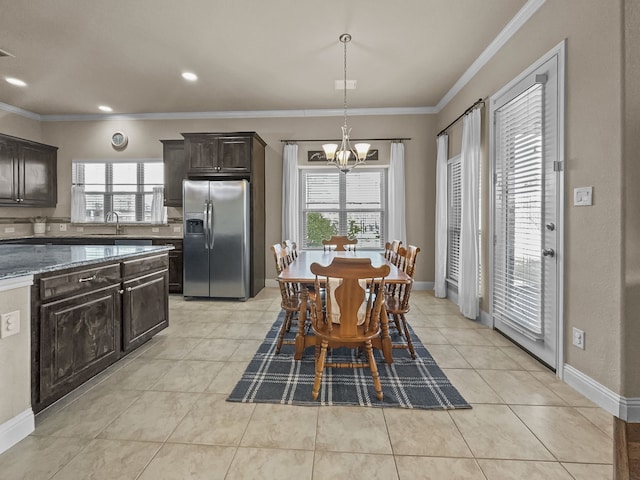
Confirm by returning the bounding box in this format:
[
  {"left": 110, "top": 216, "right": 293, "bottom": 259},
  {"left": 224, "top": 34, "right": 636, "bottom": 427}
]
[
  {"left": 447, "top": 157, "right": 462, "bottom": 284},
  {"left": 300, "top": 169, "right": 386, "bottom": 249},
  {"left": 72, "top": 159, "right": 164, "bottom": 223},
  {"left": 493, "top": 83, "right": 544, "bottom": 337}
]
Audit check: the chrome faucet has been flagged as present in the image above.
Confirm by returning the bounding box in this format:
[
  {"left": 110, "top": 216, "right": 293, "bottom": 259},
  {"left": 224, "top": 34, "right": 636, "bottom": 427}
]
[{"left": 105, "top": 211, "right": 122, "bottom": 235}]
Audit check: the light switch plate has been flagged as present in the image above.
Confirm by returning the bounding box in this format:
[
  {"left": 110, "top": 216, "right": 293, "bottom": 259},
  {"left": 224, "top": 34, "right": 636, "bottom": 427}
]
[
  {"left": 173, "top": 226, "right": 181, "bottom": 233},
  {"left": 59, "top": 223, "right": 67, "bottom": 231},
  {"left": 0, "top": 310, "right": 21, "bottom": 338},
  {"left": 574, "top": 186, "right": 593, "bottom": 206},
  {"left": 152, "top": 227, "right": 159, "bottom": 233}
]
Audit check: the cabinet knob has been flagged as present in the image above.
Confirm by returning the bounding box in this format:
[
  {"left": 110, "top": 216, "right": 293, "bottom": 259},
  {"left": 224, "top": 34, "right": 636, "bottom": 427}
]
[
  {"left": 126, "top": 287, "right": 133, "bottom": 292},
  {"left": 118, "top": 289, "right": 124, "bottom": 294}
]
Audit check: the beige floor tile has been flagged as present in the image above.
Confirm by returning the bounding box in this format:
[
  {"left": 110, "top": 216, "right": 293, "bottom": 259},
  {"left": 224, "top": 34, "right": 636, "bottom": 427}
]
[
  {"left": 384, "top": 409, "right": 472, "bottom": 457},
  {"left": 169, "top": 393, "right": 255, "bottom": 445},
  {"left": 442, "top": 369, "right": 503, "bottom": 404},
  {"left": 412, "top": 328, "right": 450, "bottom": 345},
  {"left": 438, "top": 328, "right": 497, "bottom": 346},
  {"left": 50, "top": 438, "right": 161, "bottom": 480},
  {"left": 150, "top": 359, "right": 224, "bottom": 392},
  {"left": 99, "top": 358, "right": 176, "bottom": 390},
  {"left": 500, "top": 346, "right": 549, "bottom": 371},
  {"left": 313, "top": 451, "right": 398, "bottom": 480},
  {"left": 478, "top": 459, "right": 575, "bottom": 479},
  {"left": 138, "top": 336, "right": 203, "bottom": 360},
  {"left": 454, "top": 345, "right": 522, "bottom": 370},
  {"left": 241, "top": 403, "right": 318, "bottom": 450},
  {"left": 184, "top": 338, "right": 241, "bottom": 361},
  {"left": 424, "top": 344, "right": 472, "bottom": 368},
  {"left": 34, "top": 386, "right": 141, "bottom": 439},
  {"left": 162, "top": 320, "right": 216, "bottom": 338},
  {"left": 98, "top": 391, "right": 200, "bottom": 442},
  {"left": 316, "top": 406, "right": 392, "bottom": 454},
  {"left": 395, "top": 456, "right": 485, "bottom": 480},
  {"left": 510, "top": 405, "right": 613, "bottom": 463},
  {"left": 530, "top": 371, "right": 598, "bottom": 407},
  {"left": 477, "top": 370, "right": 567, "bottom": 405},
  {"left": 0, "top": 436, "right": 86, "bottom": 480},
  {"left": 561, "top": 462, "right": 613, "bottom": 479},
  {"left": 205, "top": 361, "right": 249, "bottom": 394},
  {"left": 228, "top": 339, "right": 264, "bottom": 361},
  {"left": 450, "top": 404, "right": 554, "bottom": 460},
  {"left": 226, "top": 447, "right": 314, "bottom": 480},
  {"left": 576, "top": 407, "right": 614, "bottom": 437},
  {"left": 137, "top": 443, "right": 237, "bottom": 480},
  {"left": 428, "top": 314, "right": 483, "bottom": 329}
]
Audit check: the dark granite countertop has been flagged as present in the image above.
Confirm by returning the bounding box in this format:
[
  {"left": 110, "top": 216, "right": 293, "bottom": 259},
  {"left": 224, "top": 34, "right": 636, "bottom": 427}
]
[{"left": 0, "top": 244, "right": 173, "bottom": 281}]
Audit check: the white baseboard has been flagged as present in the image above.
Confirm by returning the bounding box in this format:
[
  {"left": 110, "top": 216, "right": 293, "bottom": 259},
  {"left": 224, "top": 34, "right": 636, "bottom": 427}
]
[
  {"left": 0, "top": 408, "right": 34, "bottom": 455},
  {"left": 563, "top": 364, "right": 640, "bottom": 421}
]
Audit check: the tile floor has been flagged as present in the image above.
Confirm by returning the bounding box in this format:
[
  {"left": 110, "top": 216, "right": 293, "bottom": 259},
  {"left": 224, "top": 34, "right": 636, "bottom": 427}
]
[{"left": 0, "top": 289, "right": 613, "bottom": 479}]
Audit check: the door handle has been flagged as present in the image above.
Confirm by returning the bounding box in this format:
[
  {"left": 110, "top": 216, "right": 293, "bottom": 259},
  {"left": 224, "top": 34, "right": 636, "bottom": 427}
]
[
  {"left": 203, "top": 201, "right": 209, "bottom": 250},
  {"left": 208, "top": 201, "right": 215, "bottom": 249},
  {"left": 542, "top": 248, "right": 555, "bottom": 257}
]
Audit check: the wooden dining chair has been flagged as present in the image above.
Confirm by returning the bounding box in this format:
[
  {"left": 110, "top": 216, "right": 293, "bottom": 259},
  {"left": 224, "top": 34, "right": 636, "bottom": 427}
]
[
  {"left": 271, "top": 243, "right": 305, "bottom": 353},
  {"left": 386, "top": 245, "right": 421, "bottom": 359},
  {"left": 322, "top": 235, "right": 358, "bottom": 252},
  {"left": 283, "top": 239, "right": 298, "bottom": 262},
  {"left": 309, "top": 257, "right": 390, "bottom": 400},
  {"left": 384, "top": 240, "right": 402, "bottom": 264}
]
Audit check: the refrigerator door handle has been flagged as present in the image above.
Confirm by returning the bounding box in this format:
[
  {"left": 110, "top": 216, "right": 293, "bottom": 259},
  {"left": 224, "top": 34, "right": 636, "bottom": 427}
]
[
  {"left": 203, "top": 201, "right": 210, "bottom": 250},
  {"left": 209, "top": 200, "right": 215, "bottom": 249}
]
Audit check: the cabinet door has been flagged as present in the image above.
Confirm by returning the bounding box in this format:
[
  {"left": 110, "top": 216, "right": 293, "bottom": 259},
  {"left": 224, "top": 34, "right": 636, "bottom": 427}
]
[
  {"left": 153, "top": 239, "right": 183, "bottom": 293},
  {"left": 122, "top": 270, "right": 169, "bottom": 352},
  {"left": 161, "top": 140, "right": 186, "bottom": 207},
  {"left": 20, "top": 143, "right": 57, "bottom": 206},
  {"left": 40, "top": 285, "right": 121, "bottom": 406},
  {"left": 218, "top": 137, "right": 251, "bottom": 173},
  {"left": 0, "top": 138, "right": 18, "bottom": 204},
  {"left": 186, "top": 136, "right": 218, "bottom": 173}
]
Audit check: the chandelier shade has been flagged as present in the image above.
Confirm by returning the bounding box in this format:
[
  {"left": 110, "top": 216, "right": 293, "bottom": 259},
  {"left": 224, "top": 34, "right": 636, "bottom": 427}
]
[{"left": 322, "top": 33, "right": 370, "bottom": 173}]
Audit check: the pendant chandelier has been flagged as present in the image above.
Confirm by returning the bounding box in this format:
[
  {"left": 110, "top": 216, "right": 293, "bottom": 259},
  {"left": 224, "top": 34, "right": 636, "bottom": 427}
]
[{"left": 322, "top": 33, "right": 370, "bottom": 174}]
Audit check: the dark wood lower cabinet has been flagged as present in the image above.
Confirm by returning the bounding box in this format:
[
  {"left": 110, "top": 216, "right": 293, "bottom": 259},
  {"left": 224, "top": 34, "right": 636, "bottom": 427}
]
[
  {"left": 152, "top": 239, "right": 183, "bottom": 293},
  {"left": 32, "top": 252, "right": 170, "bottom": 413},
  {"left": 122, "top": 270, "right": 169, "bottom": 353},
  {"left": 39, "top": 285, "right": 121, "bottom": 405}
]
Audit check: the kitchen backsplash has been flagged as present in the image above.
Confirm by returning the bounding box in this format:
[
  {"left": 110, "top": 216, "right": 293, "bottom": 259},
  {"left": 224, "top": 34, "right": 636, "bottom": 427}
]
[{"left": 0, "top": 218, "right": 183, "bottom": 239}]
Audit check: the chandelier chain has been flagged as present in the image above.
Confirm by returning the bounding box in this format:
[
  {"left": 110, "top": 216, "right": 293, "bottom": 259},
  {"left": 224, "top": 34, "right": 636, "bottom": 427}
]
[{"left": 343, "top": 35, "right": 348, "bottom": 127}]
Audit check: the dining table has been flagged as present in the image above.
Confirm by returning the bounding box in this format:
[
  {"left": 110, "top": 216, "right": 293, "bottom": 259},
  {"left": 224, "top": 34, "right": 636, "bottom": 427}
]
[{"left": 277, "top": 250, "right": 412, "bottom": 363}]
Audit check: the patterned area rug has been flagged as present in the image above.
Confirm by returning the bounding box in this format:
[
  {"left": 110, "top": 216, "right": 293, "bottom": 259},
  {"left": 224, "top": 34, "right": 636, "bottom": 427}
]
[{"left": 227, "top": 312, "right": 471, "bottom": 409}]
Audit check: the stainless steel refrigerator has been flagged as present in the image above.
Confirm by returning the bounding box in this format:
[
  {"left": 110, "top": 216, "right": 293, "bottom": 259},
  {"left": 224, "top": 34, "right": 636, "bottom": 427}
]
[{"left": 183, "top": 179, "right": 250, "bottom": 300}]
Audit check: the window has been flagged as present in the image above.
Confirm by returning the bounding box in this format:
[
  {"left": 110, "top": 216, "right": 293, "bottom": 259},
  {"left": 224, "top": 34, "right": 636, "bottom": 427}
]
[
  {"left": 71, "top": 159, "right": 164, "bottom": 223},
  {"left": 300, "top": 168, "right": 386, "bottom": 249},
  {"left": 447, "top": 155, "right": 462, "bottom": 284}
]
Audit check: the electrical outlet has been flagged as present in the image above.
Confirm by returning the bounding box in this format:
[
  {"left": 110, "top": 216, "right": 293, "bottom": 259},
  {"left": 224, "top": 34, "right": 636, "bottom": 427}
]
[
  {"left": 0, "top": 310, "right": 21, "bottom": 338},
  {"left": 4, "top": 227, "right": 15, "bottom": 233},
  {"left": 76, "top": 226, "right": 84, "bottom": 232},
  {"left": 152, "top": 227, "right": 159, "bottom": 233},
  {"left": 59, "top": 223, "right": 67, "bottom": 232},
  {"left": 173, "top": 226, "right": 181, "bottom": 233},
  {"left": 572, "top": 327, "right": 585, "bottom": 349}
]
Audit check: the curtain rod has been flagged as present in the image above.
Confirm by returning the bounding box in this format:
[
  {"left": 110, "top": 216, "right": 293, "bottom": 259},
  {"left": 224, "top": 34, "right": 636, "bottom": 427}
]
[
  {"left": 280, "top": 137, "right": 410, "bottom": 143},
  {"left": 437, "top": 98, "right": 485, "bottom": 137}
]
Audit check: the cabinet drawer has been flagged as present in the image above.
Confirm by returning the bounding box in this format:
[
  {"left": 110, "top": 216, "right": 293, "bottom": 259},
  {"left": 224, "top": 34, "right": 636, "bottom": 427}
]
[
  {"left": 40, "top": 264, "right": 121, "bottom": 301},
  {"left": 121, "top": 253, "right": 168, "bottom": 278}
]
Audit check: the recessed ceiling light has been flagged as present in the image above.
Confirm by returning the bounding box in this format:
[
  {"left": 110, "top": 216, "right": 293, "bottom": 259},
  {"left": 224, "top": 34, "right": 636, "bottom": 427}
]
[
  {"left": 181, "top": 72, "right": 198, "bottom": 81},
  {"left": 98, "top": 105, "right": 113, "bottom": 112},
  {"left": 6, "top": 77, "right": 27, "bottom": 87}
]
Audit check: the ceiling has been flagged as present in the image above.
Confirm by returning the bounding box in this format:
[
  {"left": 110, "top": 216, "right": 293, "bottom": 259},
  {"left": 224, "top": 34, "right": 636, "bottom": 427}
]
[{"left": 0, "top": 0, "right": 528, "bottom": 117}]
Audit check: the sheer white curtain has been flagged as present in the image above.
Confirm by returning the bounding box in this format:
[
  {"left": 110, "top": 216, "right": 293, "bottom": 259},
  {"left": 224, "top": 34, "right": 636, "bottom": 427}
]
[
  {"left": 70, "top": 185, "right": 86, "bottom": 223},
  {"left": 150, "top": 186, "right": 166, "bottom": 224},
  {"left": 388, "top": 141, "right": 406, "bottom": 244},
  {"left": 434, "top": 134, "right": 449, "bottom": 298},
  {"left": 281, "top": 143, "right": 299, "bottom": 242},
  {"left": 459, "top": 108, "right": 481, "bottom": 319}
]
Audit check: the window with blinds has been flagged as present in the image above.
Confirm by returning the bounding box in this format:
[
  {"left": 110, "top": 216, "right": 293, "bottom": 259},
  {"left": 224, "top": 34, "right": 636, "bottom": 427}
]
[
  {"left": 493, "top": 82, "right": 544, "bottom": 337},
  {"left": 72, "top": 160, "right": 164, "bottom": 223},
  {"left": 447, "top": 157, "right": 462, "bottom": 284},
  {"left": 300, "top": 168, "right": 386, "bottom": 249}
]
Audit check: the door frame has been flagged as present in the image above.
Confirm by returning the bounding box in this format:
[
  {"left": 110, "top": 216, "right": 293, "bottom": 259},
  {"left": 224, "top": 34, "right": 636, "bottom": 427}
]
[{"left": 488, "top": 40, "right": 566, "bottom": 378}]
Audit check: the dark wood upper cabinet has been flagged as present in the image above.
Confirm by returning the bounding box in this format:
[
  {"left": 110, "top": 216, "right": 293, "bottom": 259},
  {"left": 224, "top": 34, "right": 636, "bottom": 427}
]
[
  {"left": 161, "top": 139, "right": 186, "bottom": 207},
  {"left": 0, "top": 133, "right": 57, "bottom": 207},
  {"left": 182, "top": 132, "right": 264, "bottom": 176}
]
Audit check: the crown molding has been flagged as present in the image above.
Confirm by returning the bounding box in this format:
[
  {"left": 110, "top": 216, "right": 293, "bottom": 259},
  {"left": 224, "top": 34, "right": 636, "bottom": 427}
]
[
  {"left": 0, "top": 101, "right": 41, "bottom": 121},
  {"left": 435, "top": 0, "right": 546, "bottom": 112}
]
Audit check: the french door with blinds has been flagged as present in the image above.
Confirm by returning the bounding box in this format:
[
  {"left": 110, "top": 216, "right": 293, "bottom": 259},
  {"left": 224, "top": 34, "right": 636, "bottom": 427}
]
[{"left": 490, "top": 47, "right": 563, "bottom": 369}]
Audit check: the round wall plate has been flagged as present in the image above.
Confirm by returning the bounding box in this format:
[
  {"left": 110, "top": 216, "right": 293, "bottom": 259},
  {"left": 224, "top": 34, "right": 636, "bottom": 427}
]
[{"left": 111, "top": 131, "right": 128, "bottom": 149}]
